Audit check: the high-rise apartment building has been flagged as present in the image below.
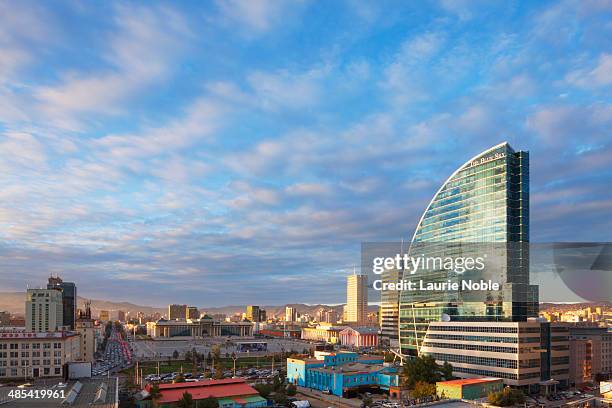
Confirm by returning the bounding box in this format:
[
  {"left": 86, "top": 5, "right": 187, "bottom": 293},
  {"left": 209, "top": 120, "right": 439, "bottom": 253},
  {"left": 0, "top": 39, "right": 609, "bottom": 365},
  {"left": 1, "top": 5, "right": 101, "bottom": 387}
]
[
  {"left": 246, "top": 305, "right": 261, "bottom": 322},
  {"left": 0, "top": 311, "right": 10, "bottom": 326},
  {"left": 47, "top": 275, "right": 77, "bottom": 330},
  {"left": 346, "top": 274, "right": 368, "bottom": 325},
  {"left": 187, "top": 306, "right": 199, "bottom": 320},
  {"left": 168, "top": 304, "right": 187, "bottom": 320},
  {"left": 285, "top": 306, "right": 298, "bottom": 323},
  {"left": 399, "top": 142, "right": 537, "bottom": 355},
  {"left": 569, "top": 326, "right": 612, "bottom": 386},
  {"left": 26, "top": 289, "right": 64, "bottom": 332}
]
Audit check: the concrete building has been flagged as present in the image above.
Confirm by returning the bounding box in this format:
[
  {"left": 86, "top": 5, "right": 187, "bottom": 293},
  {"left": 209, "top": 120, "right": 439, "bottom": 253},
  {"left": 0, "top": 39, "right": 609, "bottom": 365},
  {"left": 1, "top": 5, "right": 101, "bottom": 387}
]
[
  {"left": 420, "top": 320, "right": 570, "bottom": 392},
  {"left": 75, "top": 302, "right": 99, "bottom": 363},
  {"left": 116, "top": 310, "right": 126, "bottom": 322},
  {"left": 168, "top": 304, "right": 187, "bottom": 320},
  {"left": 286, "top": 351, "right": 399, "bottom": 397},
  {"left": 339, "top": 327, "right": 379, "bottom": 348},
  {"left": 98, "top": 310, "right": 110, "bottom": 322},
  {"left": 436, "top": 378, "right": 504, "bottom": 400},
  {"left": 285, "top": 306, "right": 297, "bottom": 323},
  {"left": 569, "top": 326, "right": 612, "bottom": 386},
  {"left": 246, "top": 305, "right": 261, "bottom": 322},
  {"left": 146, "top": 317, "right": 253, "bottom": 338},
  {"left": 346, "top": 274, "right": 368, "bottom": 325},
  {"left": 47, "top": 275, "right": 77, "bottom": 330},
  {"left": 26, "top": 288, "right": 64, "bottom": 332},
  {"left": 0, "top": 330, "right": 80, "bottom": 379},
  {"left": 301, "top": 325, "right": 348, "bottom": 344},
  {"left": 0, "top": 311, "right": 10, "bottom": 326},
  {"left": 186, "top": 306, "right": 199, "bottom": 320}
]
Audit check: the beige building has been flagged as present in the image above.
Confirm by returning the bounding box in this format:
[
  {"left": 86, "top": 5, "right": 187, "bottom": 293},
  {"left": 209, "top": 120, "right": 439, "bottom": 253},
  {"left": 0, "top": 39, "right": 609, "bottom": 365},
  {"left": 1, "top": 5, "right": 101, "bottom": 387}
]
[
  {"left": 168, "top": 304, "right": 187, "bottom": 320},
  {"left": 421, "top": 320, "right": 570, "bottom": 393},
  {"left": 75, "top": 303, "right": 99, "bottom": 363},
  {"left": 301, "top": 325, "right": 348, "bottom": 344},
  {"left": 147, "top": 317, "right": 253, "bottom": 338},
  {"left": 98, "top": 310, "right": 110, "bottom": 321},
  {"left": 285, "top": 306, "right": 297, "bottom": 323},
  {"left": 569, "top": 327, "right": 612, "bottom": 386},
  {"left": 0, "top": 330, "right": 80, "bottom": 379},
  {"left": 346, "top": 274, "right": 367, "bottom": 325},
  {"left": 26, "top": 288, "right": 64, "bottom": 332},
  {"left": 186, "top": 306, "right": 199, "bottom": 320}
]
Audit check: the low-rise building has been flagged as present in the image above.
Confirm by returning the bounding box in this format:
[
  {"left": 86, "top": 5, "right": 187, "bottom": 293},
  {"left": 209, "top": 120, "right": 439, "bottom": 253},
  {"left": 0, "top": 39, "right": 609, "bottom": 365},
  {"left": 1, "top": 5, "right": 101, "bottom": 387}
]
[
  {"left": 301, "top": 325, "right": 347, "bottom": 344},
  {"left": 146, "top": 316, "right": 253, "bottom": 338},
  {"left": 569, "top": 326, "right": 612, "bottom": 386},
  {"left": 436, "top": 378, "right": 504, "bottom": 400},
  {"left": 339, "top": 327, "right": 379, "bottom": 348},
  {"left": 137, "top": 378, "right": 266, "bottom": 408},
  {"left": 286, "top": 351, "right": 399, "bottom": 397},
  {"left": 0, "top": 330, "right": 80, "bottom": 379}
]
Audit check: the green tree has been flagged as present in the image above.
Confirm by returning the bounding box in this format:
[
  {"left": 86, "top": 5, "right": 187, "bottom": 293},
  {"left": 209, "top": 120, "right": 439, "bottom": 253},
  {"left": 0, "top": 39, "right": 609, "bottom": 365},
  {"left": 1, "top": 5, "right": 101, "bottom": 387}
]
[
  {"left": 273, "top": 391, "right": 287, "bottom": 405},
  {"left": 254, "top": 383, "right": 273, "bottom": 398},
  {"left": 199, "top": 396, "right": 219, "bottom": 408},
  {"left": 286, "top": 383, "right": 297, "bottom": 396},
  {"left": 441, "top": 361, "right": 454, "bottom": 380},
  {"left": 361, "top": 395, "right": 374, "bottom": 407},
  {"left": 402, "top": 355, "right": 441, "bottom": 389},
  {"left": 176, "top": 391, "right": 194, "bottom": 408},
  {"left": 487, "top": 388, "right": 525, "bottom": 406},
  {"left": 411, "top": 381, "right": 437, "bottom": 399},
  {"left": 173, "top": 350, "right": 179, "bottom": 359},
  {"left": 174, "top": 374, "right": 185, "bottom": 383}
]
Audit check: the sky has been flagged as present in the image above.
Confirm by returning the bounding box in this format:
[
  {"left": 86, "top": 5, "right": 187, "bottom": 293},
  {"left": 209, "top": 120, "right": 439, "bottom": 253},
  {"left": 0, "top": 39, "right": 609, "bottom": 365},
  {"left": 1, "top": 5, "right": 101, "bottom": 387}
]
[{"left": 0, "top": 0, "right": 611, "bottom": 307}]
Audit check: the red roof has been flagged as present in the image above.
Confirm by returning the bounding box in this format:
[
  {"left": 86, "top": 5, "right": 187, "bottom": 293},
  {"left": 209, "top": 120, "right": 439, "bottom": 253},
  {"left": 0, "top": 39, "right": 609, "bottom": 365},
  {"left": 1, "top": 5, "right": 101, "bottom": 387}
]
[
  {"left": 146, "top": 378, "right": 259, "bottom": 403},
  {"left": 437, "top": 377, "right": 502, "bottom": 387}
]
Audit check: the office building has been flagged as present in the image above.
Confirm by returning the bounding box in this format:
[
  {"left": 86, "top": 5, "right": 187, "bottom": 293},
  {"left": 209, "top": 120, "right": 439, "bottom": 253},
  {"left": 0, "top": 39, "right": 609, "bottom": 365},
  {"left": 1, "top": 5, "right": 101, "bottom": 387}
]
[
  {"left": 287, "top": 351, "right": 399, "bottom": 398},
  {"left": 399, "top": 142, "right": 537, "bottom": 355},
  {"left": 98, "top": 310, "right": 109, "bottom": 322},
  {"left": 47, "top": 275, "right": 77, "bottom": 330},
  {"left": 186, "top": 306, "right": 199, "bottom": 320},
  {"left": 346, "top": 274, "right": 368, "bottom": 325},
  {"left": 569, "top": 326, "right": 612, "bottom": 386},
  {"left": 116, "top": 310, "right": 126, "bottom": 322},
  {"left": 285, "top": 306, "right": 297, "bottom": 323},
  {"left": 168, "top": 304, "right": 187, "bottom": 320},
  {"left": 246, "top": 305, "right": 261, "bottom": 322},
  {"left": 0, "top": 312, "right": 10, "bottom": 326},
  {"left": 420, "top": 320, "right": 570, "bottom": 392},
  {"left": 380, "top": 265, "right": 400, "bottom": 348},
  {"left": 26, "top": 288, "right": 64, "bottom": 332},
  {"left": 0, "top": 330, "right": 80, "bottom": 379}
]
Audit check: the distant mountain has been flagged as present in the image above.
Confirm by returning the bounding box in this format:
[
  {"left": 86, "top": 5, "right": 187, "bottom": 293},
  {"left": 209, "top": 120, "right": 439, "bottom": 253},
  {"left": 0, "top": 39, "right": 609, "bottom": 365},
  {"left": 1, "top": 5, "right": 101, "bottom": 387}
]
[{"left": 0, "top": 292, "right": 374, "bottom": 318}]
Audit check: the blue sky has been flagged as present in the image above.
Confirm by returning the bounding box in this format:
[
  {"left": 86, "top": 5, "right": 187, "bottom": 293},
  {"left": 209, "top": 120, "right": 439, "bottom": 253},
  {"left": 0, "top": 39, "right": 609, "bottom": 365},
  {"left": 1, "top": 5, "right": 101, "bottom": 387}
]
[{"left": 0, "top": 0, "right": 610, "bottom": 306}]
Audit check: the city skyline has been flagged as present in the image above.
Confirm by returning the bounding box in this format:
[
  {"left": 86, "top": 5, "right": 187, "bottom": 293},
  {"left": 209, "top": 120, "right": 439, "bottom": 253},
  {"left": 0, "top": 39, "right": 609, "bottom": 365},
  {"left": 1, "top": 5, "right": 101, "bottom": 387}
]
[{"left": 1, "top": 1, "right": 611, "bottom": 305}]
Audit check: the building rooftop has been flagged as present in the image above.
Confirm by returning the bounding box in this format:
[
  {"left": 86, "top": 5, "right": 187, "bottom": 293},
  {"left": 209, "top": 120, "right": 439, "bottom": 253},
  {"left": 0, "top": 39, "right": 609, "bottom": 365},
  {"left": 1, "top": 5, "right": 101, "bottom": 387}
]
[
  {"left": 145, "top": 378, "right": 260, "bottom": 404},
  {"left": 437, "top": 377, "right": 502, "bottom": 387}
]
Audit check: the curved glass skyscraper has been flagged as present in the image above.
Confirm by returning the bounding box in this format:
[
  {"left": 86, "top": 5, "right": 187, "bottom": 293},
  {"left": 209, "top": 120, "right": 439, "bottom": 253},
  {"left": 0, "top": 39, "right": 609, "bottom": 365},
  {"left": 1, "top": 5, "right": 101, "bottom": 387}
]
[{"left": 398, "top": 142, "right": 538, "bottom": 356}]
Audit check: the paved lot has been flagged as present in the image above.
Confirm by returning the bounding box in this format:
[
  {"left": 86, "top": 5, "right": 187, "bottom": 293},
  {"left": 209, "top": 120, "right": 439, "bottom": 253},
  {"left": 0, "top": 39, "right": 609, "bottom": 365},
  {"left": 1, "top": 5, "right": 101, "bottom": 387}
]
[{"left": 0, "top": 378, "right": 117, "bottom": 407}]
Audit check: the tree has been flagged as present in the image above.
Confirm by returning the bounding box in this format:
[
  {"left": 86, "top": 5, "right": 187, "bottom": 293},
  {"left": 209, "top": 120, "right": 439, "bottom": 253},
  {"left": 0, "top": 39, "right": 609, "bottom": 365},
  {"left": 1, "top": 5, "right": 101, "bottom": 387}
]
[
  {"left": 173, "top": 350, "right": 179, "bottom": 359},
  {"left": 487, "top": 388, "right": 525, "bottom": 406},
  {"left": 361, "top": 395, "right": 374, "bottom": 407},
  {"left": 441, "top": 361, "right": 454, "bottom": 380},
  {"left": 411, "top": 381, "right": 437, "bottom": 399},
  {"left": 199, "top": 397, "right": 219, "bottom": 408},
  {"left": 176, "top": 391, "right": 194, "bottom": 408},
  {"left": 174, "top": 374, "right": 185, "bottom": 383},
  {"left": 286, "top": 383, "right": 297, "bottom": 396},
  {"left": 273, "top": 391, "right": 287, "bottom": 405},
  {"left": 254, "top": 383, "right": 273, "bottom": 398},
  {"left": 402, "top": 355, "right": 441, "bottom": 389}
]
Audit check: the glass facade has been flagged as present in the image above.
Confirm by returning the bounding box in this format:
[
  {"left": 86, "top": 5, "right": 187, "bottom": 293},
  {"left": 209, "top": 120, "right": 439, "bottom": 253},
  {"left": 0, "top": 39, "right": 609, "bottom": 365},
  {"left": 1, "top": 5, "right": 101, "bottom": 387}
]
[{"left": 398, "top": 142, "right": 538, "bottom": 356}]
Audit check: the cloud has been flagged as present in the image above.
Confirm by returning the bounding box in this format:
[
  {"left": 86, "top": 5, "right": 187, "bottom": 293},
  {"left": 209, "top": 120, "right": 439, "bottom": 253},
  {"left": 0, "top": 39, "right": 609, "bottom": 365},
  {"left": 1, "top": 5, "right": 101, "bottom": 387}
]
[
  {"left": 566, "top": 53, "right": 612, "bottom": 88},
  {"left": 214, "top": 0, "right": 305, "bottom": 33},
  {"left": 34, "top": 4, "right": 192, "bottom": 125}
]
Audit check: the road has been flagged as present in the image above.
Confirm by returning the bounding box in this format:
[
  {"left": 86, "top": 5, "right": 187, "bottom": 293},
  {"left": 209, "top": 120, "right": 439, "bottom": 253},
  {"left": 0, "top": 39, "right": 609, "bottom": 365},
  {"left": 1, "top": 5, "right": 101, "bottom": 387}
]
[{"left": 93, "top": 324, "right": 132, "bottom": 376}]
